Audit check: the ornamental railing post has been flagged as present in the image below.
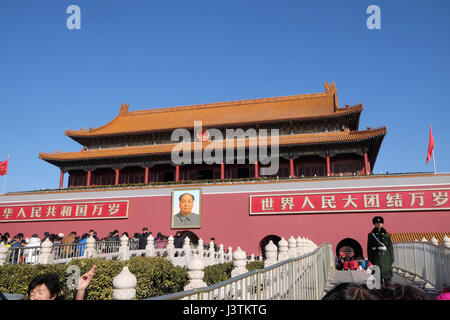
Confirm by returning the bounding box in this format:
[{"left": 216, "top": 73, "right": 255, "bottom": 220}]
[
  {"left": 0, "top": 242, "right": 8, "bottom": 265},
  {"left": 38, "top": 238, "right": 53, "bottom": 264},
  {"left": 119, "top": 235, "right": 129, "bottom": 261},
  {"left": 84, "top": 235, "right": 97, "bottom": 258},
  {"left": 113, "top": 266, "right": 137, "bottom": 300},
  {"left": 146, "top": 234, "right": 155, "bottom": 257}
]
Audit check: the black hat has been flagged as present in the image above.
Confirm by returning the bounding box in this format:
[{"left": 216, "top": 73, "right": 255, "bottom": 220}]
[{"left": 372, "top": 216, "right": 384, "bottom": 224}]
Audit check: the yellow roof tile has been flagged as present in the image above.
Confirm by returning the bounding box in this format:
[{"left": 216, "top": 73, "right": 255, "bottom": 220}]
[{"left": 65, "top": 82, "right": 362, "bottom": 137}]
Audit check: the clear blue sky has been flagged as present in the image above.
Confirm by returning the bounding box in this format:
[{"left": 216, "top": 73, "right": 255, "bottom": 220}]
[{"left": 1, "top": 0, "right": 449, "bottom": 193}]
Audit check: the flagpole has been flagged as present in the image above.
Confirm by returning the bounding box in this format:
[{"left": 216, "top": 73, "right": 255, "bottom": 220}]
[{"left": 432, "top": 150, "right": 436, "bottom": 174}]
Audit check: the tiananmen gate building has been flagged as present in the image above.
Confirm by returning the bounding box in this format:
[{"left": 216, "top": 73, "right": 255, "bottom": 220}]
[{"left": 1, "top": 82, "right": 449, "bottom": 258}]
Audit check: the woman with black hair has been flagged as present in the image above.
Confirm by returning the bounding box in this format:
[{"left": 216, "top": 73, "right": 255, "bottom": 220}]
[{"left": 28, "top": 265, "right": 96, "bottom": 300}]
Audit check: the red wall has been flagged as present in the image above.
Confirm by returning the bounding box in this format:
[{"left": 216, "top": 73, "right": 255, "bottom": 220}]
[{"left": 1, "top": 183, "right": 450, "bottom": 258}]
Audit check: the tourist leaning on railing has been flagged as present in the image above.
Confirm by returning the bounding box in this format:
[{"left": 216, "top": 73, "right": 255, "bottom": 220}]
[
  {"left": 8, "top": 235, "right": 23, "bottom": 264},
  {"left": 77, "top": 233, "right": 89, "bottom": 257}
]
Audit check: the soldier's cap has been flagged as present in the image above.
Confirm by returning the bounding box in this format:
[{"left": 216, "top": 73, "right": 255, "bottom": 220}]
[{"left": 372, "top": 216, "right": 384, "bottom": 224}]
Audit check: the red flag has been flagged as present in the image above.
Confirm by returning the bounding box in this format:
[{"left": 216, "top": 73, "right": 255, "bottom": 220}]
[
  {"left": 0, "top": 159, "right": 8, "bottom": 176},
  {"left": 426, "top": 123, "right": 434, "bottom": 164}
]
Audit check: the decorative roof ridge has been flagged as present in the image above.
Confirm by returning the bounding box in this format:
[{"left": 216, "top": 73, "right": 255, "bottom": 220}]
[
  {"left": 122, "top": 90, "right": 333, "bottom": 117},
  {"left": 350, "top": 126, "right": 386, "bottom": 134},
  {"left": 65, "top": 104, "right": 127, "bottom": 136},
  {"left": 338, "top": 103, "right": 363, "bottom": 111},
  {"left": 65, "top": 82, "right": 340, "bottom": 137}
]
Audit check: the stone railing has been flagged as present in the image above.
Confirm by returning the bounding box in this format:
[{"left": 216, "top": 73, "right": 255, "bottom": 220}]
[
  {"left": 0, "top": 234, "right": 325, "bottom": 300},
  {"left": 393, "top": 235, "right": 450, "bottom": 292},
  {"left": 102, "top": 235, "right": 319, "bottom": 300},
  {"left": 0, "top": 234, "right": 257, "bottom": 268},
  {"left": 145, "top": 235, "right": 326, "bottom": 300}
]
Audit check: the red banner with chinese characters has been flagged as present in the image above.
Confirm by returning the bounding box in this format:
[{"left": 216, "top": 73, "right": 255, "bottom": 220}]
[
  {"left": 250, "top": 188, "right": 450, "bottom": 215},
  {"left": 0, "top": 200, "right": 129, "bottom": 222}
]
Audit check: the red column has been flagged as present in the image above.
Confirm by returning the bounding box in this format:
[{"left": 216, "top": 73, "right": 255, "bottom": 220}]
[
  {"left": 86, "top": 170, "right": 91, "bottom": 187},
  {"left": 175, "top": 165, "right": 180, "bottom": 182},
  {"left": 289, "top": 157, "right": 295, "bottom": 177},
  {"left": 59, "top": 171, "right": 64, "bottom": 189},
  {"left": 254, "top": 161, "right": 259, "bottom": 178},
  {"left": 364, "top": 152, "right": 371, "bottom": 175},
  {"left": 145, "top": 166, "right": 149, "bottom": 184},
  {"left": 220, "top": 163, "right": 225, "bottom": 180},
  {"left": 115, "top": 169, "right": 120, "bottom": 185},
  {"left": 326, "top": 155, "right": 331, "bottom": 176}
]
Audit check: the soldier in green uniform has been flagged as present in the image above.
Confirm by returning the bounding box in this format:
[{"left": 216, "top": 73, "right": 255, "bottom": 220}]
[{"left": 367, "top": 216, "right": 394, "bottom": 288}]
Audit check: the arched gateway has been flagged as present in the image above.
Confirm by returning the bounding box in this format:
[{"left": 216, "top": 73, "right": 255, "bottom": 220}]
[{"left": 259, "top": 235, "right": 281, "bottom": 259}]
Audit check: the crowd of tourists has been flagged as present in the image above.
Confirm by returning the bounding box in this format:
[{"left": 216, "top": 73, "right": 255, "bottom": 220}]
[
  {"left": 0, "top": 228, "right": 218, "bottom": 264},
  {"left": 0, "top": 228, "right": 150, "bottom": 263}
]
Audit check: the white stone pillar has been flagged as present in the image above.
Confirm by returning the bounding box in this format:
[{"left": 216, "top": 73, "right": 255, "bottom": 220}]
[
  {"left": 288, "top": 236, "right": 297, "bottom": 258},
  {"left": 228, "top": 246, "right": 233, "bottom": 262},
  {"left": 183, "top": 237, "right": 191, "bottom": 263},
  {"left": 0, "top": 242, "right": 8, "bottom": 265},
  {"left": 113, "top": 266, "right": 137, "bottom": 300},
  {"left": 264, "top": 240, "right": 278, "bottom": 268},
  {"left": 277, "top": 238, "right": 289, "bottom": 262},
  {"left": 84, "top": 235, "right": 97, "bottom": 258},
  {"left": 119, "top": 235, "right": 129, "bottom": 261},
  {"left": 208, "top": 241, "right": 215, "bottom": 263},
  {"left": 231, "top": 247, "right": 248, "bottom": 278},
  {"left": 166, "top": 235, "right": 174, "bottom": 260},
  {"left": 306, "top": 238, "right": 314, "bottom": 253},
  {"left": 250, "top": 254, "right": 255, "bottom": 262},
  {"left": 443, "top": 235, "right": 450, "bottom": 248},
  {"left": 297, "top": 237, "right": 305, "bottom": 255},
  {"left": 198, "top": 238, "right": 204, "bottom": 260},
  {"left": 296, "top": 236, "right": 303, "bottom": 256},
  {"left": 430, "top": 237, "right": 438, "bottom": 245},
  {"left": 38, "top": 238, "right": 53, "bottom": 264},
  {"left": 219, "top": 244, "right": 225, "bottom": 264},
  {"left": 184, "top": 254, "right": 207, "bottom": 290},
  {"left": 146, "top": 234, "right": 156, "bottom": 257}
]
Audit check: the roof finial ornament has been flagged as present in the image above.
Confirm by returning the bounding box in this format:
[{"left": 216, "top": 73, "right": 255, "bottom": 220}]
[
  {"left": 119, "top": 103, "right": 129, "bottom": 115},
  {"left": 324, "top": 82, "right": 337, "bottom": 94}
]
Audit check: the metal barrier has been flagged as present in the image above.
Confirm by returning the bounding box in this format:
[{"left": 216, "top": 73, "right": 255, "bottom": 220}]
[
  {"left": 5, "top": 246, "right": 40, "bottom": 264},
  {"left": 1, "top": 238, "right": 219, "bottom": 265},
  {"left": 393, "top": 242, "right": 450, "bottom": 291},
  {"left": 146, "top": 243, "right": 334, "bottom": 300}
]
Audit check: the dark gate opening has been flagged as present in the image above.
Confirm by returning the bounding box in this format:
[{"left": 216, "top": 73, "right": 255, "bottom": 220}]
[
  {"left": 179, "top": 230, "right": 199, "bottom": 246},
  {"left": 336, "top": 238, "right": 364, "bottom": 259},
  {"left": 259, "top": 234, "right": 281, "bottom": 259}
]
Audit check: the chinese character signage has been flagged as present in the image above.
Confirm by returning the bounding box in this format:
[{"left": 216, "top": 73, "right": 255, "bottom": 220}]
[
  {"left": 250, "top": 189, "right": 450, "bottom": 215},
  {"left": 0, "top": 200, "right": 129, "bottom": 222}
]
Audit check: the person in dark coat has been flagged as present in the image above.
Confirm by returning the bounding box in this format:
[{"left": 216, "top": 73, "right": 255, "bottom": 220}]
[
  {"left": 139, "top": 227, "right": 150, "bottom": 249},
  {"left": 367, "top": 216, "right": 394, "bottom": 288},
  {"left": 174, "top": 231, "right": 183, "bottom": 248}
]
